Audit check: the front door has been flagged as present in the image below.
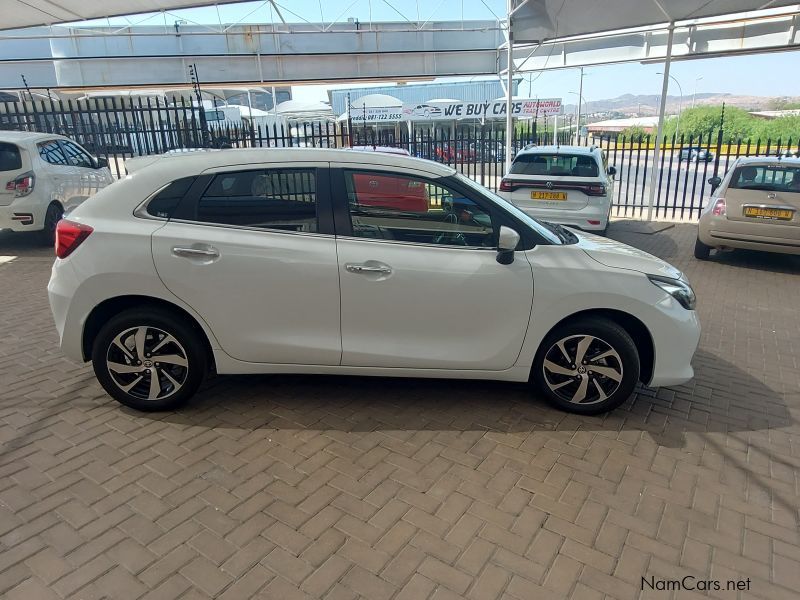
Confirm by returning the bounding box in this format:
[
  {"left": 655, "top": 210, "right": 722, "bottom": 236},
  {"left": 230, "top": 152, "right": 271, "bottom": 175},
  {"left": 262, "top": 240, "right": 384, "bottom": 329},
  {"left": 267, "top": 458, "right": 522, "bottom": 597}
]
[
  {"left": 332, "top": 166, "right": 534, "bottom": 370},
  {"left": 152, "top": 164, "right": 342, "bottom": 365}
]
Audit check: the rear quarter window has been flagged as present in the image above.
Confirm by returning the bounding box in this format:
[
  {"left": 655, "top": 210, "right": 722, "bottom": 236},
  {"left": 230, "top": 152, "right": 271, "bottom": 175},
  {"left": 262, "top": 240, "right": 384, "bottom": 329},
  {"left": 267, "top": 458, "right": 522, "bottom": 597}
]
[
  {"left": 146, "top": 177, "right": 196, "bottom": 218},
  {"left": 0, "top": 142, "right": 21, "bottom": 172},
  {"left": 510, "top": 153, "right": 599, "bottom": 177}
]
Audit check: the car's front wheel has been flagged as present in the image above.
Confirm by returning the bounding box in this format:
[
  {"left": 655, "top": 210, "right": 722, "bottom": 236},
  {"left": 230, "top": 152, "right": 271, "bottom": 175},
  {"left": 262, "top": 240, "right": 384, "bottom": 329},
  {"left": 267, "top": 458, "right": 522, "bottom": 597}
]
[
  {"left": 532, "top": 317, "right": 640, "bottom": 414},
  {"left": 91, "top": 309, "right": 208, "bottom": 411}
]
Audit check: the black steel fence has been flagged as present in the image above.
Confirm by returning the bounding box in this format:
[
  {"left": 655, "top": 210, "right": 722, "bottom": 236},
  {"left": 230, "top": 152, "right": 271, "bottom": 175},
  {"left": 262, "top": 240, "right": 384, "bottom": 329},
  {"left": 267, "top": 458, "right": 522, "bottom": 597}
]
[{"left": 2, "top": 97, "right": 799, "bottom": 220}]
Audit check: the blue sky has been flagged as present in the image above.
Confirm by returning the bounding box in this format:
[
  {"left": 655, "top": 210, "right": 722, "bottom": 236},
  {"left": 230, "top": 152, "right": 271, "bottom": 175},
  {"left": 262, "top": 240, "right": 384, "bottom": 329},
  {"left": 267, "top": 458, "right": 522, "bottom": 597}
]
[{"left": 76, "top": 0, "right": 800, "bottom": 102}]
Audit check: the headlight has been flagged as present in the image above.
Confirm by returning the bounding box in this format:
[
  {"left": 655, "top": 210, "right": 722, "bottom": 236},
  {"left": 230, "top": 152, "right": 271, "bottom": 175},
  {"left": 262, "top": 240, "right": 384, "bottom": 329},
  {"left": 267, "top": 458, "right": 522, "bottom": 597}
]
[{"left": 648, "top": 275, "right": 696, "bottom": 310}]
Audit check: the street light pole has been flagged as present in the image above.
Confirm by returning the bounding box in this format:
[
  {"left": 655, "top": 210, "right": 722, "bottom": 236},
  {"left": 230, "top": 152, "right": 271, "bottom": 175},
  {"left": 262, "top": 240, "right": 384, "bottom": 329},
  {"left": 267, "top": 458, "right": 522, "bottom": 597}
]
[
  {"left": 691, "top": 76, "right": 703, "bottom": 109},
  {"left": 574, "top": 67, "right": 584, "bottom": 144},
  {"left": 657, "top": 71, "right": 683, "bottom": 142}
]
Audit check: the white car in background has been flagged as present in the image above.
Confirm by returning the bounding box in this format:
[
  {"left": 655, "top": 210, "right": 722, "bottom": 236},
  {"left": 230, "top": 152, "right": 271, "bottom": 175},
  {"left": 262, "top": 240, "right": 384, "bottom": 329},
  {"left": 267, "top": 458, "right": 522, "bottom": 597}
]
[
  {"left": 499, "top": 145, "right": 616, "bottom": 234},
  {"left": 48, "top": 148, "right": 699, "bottom": 415},
  {"left": 0, "top": 131, "right": 113, "bottom": 243}
]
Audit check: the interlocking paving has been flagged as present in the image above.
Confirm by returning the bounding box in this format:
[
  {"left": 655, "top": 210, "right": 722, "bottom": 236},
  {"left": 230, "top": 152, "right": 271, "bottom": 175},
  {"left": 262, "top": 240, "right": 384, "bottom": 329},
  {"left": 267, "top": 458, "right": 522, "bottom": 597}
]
[{"left": 0, "top": 223, "right": 798, "bottom": 600}]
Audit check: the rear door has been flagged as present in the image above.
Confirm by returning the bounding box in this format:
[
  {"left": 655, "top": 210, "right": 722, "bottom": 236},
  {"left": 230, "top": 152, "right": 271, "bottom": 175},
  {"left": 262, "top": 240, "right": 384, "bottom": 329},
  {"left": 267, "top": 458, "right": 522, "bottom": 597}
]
[
  {"left": 151, "top": 163, "right": 342, "bottom": 365},
  {"left": 58, "top": 140, "right": 102, "bottom": 202},
  {"left": 506, "top": 152, "right": 602, "bottom": 212},
  {"left": 36, "top": 139, "right": 75, "bottom": 207},
  {"left": 724, "top": 163, "right": 800, "bottom": 233}
]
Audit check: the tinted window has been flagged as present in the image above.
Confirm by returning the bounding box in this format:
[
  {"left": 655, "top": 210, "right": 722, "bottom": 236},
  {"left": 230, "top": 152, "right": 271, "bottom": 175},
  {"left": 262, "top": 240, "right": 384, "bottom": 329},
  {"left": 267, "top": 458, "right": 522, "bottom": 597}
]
[
  {"left": 345, "top": 170, "right": 495, "bottom": 247},
  {"left": 729, "top": 165, "right": 800, "bottom": 192},
  {"left": 59, "top": 141, "right": 95, "bottom": 168},
  {"left": 197, "top": 169, "right": 317, "bottom": 232},
  {"left": 147, "top": 177, "right": 196, "bottom": 219},
  {"left": 38, "top": 140, "right": 68, "bottom": 166},
  {"left": 0, "top": 143, "right": 21, "bottom": 172},
  {"left": 510, "top": 153, "right": 599, "bottom": 177}
]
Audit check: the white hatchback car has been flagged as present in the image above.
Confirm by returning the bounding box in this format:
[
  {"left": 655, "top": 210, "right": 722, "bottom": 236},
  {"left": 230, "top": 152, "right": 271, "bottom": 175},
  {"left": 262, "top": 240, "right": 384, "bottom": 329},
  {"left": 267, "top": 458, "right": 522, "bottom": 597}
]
[
  {"left": 48, "top": 148, "right": 699, "bottom": 415},
  {"left": 0, "top": 131, "right": 113, "bottom": 243},
  {"left": 498, "top": 145, "right": 616, "bottom": 233}
]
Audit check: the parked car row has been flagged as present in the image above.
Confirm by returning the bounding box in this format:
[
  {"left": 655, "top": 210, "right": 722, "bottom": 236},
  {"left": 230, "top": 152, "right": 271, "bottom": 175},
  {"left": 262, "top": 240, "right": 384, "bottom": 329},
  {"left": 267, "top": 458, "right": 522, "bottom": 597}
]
[{"left": 0, "top": 131, "right": 113, "bottom": 244}]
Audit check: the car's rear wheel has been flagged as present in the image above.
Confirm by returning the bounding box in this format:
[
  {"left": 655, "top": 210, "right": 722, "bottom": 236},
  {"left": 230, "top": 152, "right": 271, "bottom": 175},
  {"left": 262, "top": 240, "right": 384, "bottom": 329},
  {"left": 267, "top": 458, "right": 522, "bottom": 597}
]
[
  {"left": 39, "top": 202, "right": 63, "bottom": 246},
  {"left": 694, "top": 236, "right": 712, "bottom": 260},
  {"left": 91, "top": 309, "right": 207, "bottom": 411},
  {"left": 532, "top": 317, "right": 640, "bottom": 414}
]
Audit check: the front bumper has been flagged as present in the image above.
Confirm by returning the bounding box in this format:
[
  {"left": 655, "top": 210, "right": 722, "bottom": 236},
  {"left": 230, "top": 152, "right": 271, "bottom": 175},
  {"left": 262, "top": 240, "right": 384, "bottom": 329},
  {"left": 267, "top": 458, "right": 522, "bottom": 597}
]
[{"left": 647, "top": 295, "right": 701, "bottom": 387}]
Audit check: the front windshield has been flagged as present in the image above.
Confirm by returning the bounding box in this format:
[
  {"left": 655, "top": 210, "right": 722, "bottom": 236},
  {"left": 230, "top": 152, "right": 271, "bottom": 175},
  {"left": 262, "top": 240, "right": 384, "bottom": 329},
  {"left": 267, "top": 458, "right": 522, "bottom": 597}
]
[{"left": 453, "top": 173, "right": 564, "bottom": 245}]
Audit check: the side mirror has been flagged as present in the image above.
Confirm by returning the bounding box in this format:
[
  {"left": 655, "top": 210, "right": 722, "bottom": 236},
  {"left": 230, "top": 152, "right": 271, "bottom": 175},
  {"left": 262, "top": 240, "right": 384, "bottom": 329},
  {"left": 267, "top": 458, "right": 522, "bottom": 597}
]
[
  {"left": 607, "top": 166, "right": 617, "bottom": 176},
  {"left": 497, "top": 226, "right": 520, "bottom": 265},
  {"left": 708, "top": 176, "right": 721, "bottom": 189},
  {"left": 95, "top": 157, "right": 109, "bottom": 169}
]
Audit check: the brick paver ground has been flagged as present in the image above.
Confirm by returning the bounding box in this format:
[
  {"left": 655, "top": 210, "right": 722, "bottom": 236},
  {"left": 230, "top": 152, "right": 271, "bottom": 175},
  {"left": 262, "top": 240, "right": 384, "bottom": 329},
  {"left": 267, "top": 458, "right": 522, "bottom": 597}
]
[{"left": 0, "top": 223, "right": 798, "bottom": 600}]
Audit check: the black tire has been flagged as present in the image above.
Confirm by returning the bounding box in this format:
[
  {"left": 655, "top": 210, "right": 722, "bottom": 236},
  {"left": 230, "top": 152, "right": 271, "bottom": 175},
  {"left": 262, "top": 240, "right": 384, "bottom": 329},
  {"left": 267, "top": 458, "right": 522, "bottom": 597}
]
[
  {"left": 694, "top": 236, "right": 712, "bottom": 260},
  {"left": 91, "top": 309, "right": 208, "bottom": 411},
  {"left": 38, "top": 202, "right": 63, "bottom": 246},
  {"left": 532, "top": 317, "right": 640, "bottom": 415}
]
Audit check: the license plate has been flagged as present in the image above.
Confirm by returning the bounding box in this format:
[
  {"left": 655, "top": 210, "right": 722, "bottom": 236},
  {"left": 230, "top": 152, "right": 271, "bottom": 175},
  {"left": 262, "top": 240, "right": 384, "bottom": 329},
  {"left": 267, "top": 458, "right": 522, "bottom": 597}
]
[
  {"left": 743, "top": 207, "right": 794, "bottom": 220},
  {"left": 531, "top": 191, "right": 567, "bottom": 201}
]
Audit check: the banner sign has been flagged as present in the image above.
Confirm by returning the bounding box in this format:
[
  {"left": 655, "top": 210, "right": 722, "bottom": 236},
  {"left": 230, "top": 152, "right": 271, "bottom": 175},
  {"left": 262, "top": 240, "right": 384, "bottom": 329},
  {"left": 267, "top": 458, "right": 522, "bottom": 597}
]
[
  {"left": 349, "top": 98, "right": 562, "bottom": 123},
  {"left": 401, "top": 98, "right": 562, "bottom": 121},
  {"left": 350, "top": 106, "right": 404, "bottom": 122}
]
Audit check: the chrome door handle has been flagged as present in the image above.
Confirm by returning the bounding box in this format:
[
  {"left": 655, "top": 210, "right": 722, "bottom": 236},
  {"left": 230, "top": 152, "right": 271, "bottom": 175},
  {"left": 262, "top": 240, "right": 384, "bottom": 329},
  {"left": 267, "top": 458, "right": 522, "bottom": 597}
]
[
  {"left": 172, "top": 246, "right": 219, "bottom": 258},
  {"left": 345, "top": 263, "right": 392, "bottom": 275}
]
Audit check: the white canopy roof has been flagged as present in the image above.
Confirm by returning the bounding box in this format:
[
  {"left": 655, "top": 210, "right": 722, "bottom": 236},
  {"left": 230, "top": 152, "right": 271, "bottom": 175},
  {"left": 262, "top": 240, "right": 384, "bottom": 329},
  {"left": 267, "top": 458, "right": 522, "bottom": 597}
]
[
  {"left": 350, "top": 94, "right": 403, "bottom": 108},
  {"left": 510, "top": 0, "right": 800, "bottom": 42},
  {"left": 2, "top": 1, "right": 246, "bottom": 30}
]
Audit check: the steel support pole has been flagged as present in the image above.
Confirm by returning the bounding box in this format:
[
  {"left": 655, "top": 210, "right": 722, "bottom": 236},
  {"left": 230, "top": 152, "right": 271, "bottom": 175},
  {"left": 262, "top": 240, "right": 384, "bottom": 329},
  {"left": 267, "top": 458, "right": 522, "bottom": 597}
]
[
  {"left": 504, "top": 0, "right": 514, "bottom": 172},
  {"left": 646, "top": 22, "right": 675, "bottom": 222}
]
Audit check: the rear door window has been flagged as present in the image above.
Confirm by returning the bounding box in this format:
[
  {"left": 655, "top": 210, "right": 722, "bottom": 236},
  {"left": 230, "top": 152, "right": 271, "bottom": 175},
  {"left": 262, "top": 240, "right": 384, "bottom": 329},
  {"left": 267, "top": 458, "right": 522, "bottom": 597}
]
[
  {"left": 510, "top": 153, "right": 599, "bottom": 177},
  {"left": 0, "top": 142, "right": 21, "bottom": 172},
  {"left": 729, "top": 165, "right": 800, "bottom": 192},
  {"left": 196, "top": 169, "right": 318, "bottom": 233}
]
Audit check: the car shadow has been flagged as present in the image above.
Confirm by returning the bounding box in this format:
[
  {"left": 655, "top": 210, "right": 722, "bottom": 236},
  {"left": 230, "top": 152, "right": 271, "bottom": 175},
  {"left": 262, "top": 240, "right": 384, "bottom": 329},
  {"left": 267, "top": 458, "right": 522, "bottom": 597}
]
[
  {"left": 0, "top": 230, "right": 52, "bottom": 257},
  {"left": 706, "top": 247, "right": 800, "bottom": 275},
  {"left": 135, "top": 348, "right": 792, "bottom": 452}
]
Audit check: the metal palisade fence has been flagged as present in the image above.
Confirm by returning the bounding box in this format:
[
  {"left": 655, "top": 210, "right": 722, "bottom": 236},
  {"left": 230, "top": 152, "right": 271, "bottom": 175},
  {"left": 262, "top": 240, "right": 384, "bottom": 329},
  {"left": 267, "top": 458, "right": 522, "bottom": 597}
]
[{"left": 2, "top": 97, "right": 799, "bottom": 220}]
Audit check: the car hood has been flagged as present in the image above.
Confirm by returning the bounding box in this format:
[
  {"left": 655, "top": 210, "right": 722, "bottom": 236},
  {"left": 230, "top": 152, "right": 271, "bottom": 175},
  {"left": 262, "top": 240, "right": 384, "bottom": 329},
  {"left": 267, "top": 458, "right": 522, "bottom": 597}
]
[{"left": 573, "top": 230, "right": 683, "bottom": 279}]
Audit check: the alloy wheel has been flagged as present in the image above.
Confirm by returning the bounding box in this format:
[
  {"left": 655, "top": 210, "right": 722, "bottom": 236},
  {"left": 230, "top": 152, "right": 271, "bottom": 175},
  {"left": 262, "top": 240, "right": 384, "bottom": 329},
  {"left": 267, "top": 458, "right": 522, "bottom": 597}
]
[
  {"left": 541, "top": 334, "right": 624, "bottom": 405},
  {"left": 105, "top": 326, "right": 189, "bottom": 401}
]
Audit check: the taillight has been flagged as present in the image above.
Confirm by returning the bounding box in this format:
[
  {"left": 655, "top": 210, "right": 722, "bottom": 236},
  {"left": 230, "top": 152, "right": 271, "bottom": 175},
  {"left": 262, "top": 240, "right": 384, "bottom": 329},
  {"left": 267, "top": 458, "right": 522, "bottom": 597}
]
[
  {"left": 586, "top": 184, "right": 607, "bottom": 197},
  {"left": 55, "top": 219, "right": 93, "bottom": 259},
  {"left": 5, "top": 172, "right": 35, "bottom": 197},
  {"left": 499, "top": 179, "right": 514, "bottom": 192},
  {"left": 711, "top": 197, "right": 726, "bottom": 216}
]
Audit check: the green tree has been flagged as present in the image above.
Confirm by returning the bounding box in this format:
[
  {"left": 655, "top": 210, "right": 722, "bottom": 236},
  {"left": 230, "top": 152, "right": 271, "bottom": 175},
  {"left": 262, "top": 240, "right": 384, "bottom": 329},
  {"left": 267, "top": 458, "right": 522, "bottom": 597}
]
[
  {"left": 658, "top": 106, "right": 800, "bottom": 144},
  {"left": 617, "top": 125, "right": 648, "bottom": 141}
]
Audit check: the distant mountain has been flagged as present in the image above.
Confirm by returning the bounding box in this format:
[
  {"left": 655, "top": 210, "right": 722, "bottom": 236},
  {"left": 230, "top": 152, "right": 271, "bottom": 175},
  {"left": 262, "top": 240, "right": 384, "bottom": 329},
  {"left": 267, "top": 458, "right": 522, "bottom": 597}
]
[{"left": 561, "top": 93, "right": 800, "bottom": 117}]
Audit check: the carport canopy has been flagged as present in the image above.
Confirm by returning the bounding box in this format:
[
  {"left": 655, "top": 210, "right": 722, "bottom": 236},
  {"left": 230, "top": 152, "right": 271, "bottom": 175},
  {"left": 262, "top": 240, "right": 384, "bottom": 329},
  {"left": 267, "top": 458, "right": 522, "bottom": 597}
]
[{"left": 503, "top": 0, "right": 800, "bottom": 219}]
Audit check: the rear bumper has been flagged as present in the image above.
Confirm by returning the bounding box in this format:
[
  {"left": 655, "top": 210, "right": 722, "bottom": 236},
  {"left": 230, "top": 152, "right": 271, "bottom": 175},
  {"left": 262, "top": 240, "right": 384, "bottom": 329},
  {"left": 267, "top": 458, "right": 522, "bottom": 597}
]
[
  {"left": 512, "top": 202, "right": 611, "bottom": 232},
  {"left": 0, "top": 195, "right": 47, "bottom": 232},
  {"left": 698, "top": 215, "right": 800, "bottom": 254}
]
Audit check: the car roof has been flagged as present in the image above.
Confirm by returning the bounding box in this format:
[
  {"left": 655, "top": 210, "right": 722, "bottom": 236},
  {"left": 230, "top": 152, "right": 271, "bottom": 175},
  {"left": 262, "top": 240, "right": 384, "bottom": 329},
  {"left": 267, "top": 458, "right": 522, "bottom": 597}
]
[
  {"left": 127, "top": 147, "right": 456, "bottom": 177},
  {"left": 515, "top": 144, "right": 600, "bottom": 157},
  {"left": 0, "top": 130, "right": 66, "bottom": 144},
  {"left": 732, "top": 155, "right": 800, "bottom": 166}
]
